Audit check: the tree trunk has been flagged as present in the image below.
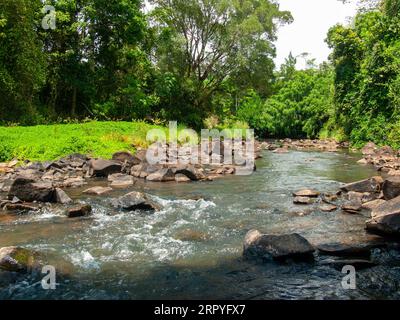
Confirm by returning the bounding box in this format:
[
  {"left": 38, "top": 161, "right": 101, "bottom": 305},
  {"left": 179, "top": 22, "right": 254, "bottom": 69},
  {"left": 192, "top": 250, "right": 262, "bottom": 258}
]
[{"left": 71, "top": 86, "right": 77, "bottom": 117}]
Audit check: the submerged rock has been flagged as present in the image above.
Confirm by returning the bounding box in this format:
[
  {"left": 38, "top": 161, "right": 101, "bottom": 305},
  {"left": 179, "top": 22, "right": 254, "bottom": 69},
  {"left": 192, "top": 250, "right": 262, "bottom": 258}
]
[
  {"left": 320, "top": 204, "right": 338, "bottom": 212},
  {"left": 243, "top": 230, "right": 315, "bottom": 261},
  {"left": 3, "top": 203, "right": 39, "bottom": 212},
  {"left": 293, "top": 196, "right": 315, "bottom": 205},
  {"left": 83, "top": 186, "right": 113, "bottom": 195},
  {"left": 67, "top": 204, "right": 92, "bottom": 218},
  {"left": 320, "top": 258, "right": 377, "bottom": 270},
  {"left": 0, "top": 247, "right": 38, "bottom": 272},
  {"left": 317, "top": 242, "right": 385, "bottom": 258},
  {"left": 174, "top": 229, "right": 209, "bottom": 242},
  {"left": 111, "top": 192, "right": 161, "bottom": 212},
  {"left": 8, "top": 177, "right": 56, "bottom": 203}
]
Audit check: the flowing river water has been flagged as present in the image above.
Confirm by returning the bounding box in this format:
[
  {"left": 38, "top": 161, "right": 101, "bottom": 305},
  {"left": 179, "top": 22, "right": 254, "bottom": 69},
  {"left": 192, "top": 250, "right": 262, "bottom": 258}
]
[{"left": 1, "top": 149, "right": 400, "bottom": 300}]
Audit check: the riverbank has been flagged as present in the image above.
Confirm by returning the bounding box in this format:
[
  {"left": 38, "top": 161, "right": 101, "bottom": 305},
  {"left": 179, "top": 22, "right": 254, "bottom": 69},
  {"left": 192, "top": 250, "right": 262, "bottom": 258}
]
[{"left": 0, "top": 121, "right": 167, "bottom": 162}]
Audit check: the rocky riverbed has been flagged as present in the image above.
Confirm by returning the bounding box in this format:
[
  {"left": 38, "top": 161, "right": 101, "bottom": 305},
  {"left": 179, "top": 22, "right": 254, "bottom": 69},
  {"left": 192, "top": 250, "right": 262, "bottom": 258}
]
[{"left": 1, "top": 140, "right": 400, "bottom": 299}]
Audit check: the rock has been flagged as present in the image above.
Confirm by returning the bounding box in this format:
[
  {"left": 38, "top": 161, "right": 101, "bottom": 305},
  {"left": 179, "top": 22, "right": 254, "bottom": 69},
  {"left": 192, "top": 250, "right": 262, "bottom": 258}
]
[
  {"left": 272, "top": 148, "right": 288, "bottom": 154},
  {"left": 109, "top": 175, "right": 135, "bottom": 188},
  {"left": 357, "top": 158, "right": 369, "bottom": 165},
  {"left": 83, "top": 186, "right": 113, "bottom": 196},
  {"left": 362, "top": 199, "right": 387, "bottom": 211},
  {"left": 371, "top": 195, "right": 400, "bottom": 219},
  {"left": 175, "top": 166, "right": 206, "bottom": 181},
  {"left": 63, "top": 176, "right": 87, "bottom": 188},
  {"left": 130, "top": 163, "right": 160, "bottom": 178},
  {"left": 8, "top": 178, "right": 56, "bottom": 203},
  {"left": 317, "top": 243, "right": 385, "bottom": 258},
  {"left": 342, "top": 203, "right": 362, "bottom": 214},
  {"left": 320, "top": 258, "right": 377, "bottom": 270},
  {"left": 340, "top": 176, "right": 383, "bottom": 193},
  {"left": 382, "top": 176, "right": 400, "bottom": 200},
  {"left": 55, "top": 188, "right": 73, "bottom": 204},
  {"left": 320, "top": 204, "right": 338, "bottom": 212},
  {"left": 366, "top": 213, "right": 400, "bottom": 236},
  {"left": 66, "top": 204, "right": 92, "bottom": 218},
  {"left": 293, "top": 189, "right": 320, "bottom": 198},
  {"left": 174, "top": 229, "right": 209, "bottom": 242},
  {"left": 89, "top": 159, "right": 122, "bottom": 177},
  {"left": 388, "top": 169, "right": 400, "bottom": 176},
  {"left": 243, "top": 230, "right": 315, "bottom": 261},
  {"left": 362, "top": 142, "right": 378, "bottom": 155},
  {"left": 322, "top": 194, "right": 338, "bottom": 204},
  {"left": 293, "top": 196, "right": 315, "bottom": 205},
  {"left": 146, "top": 168, "right": 175, "bottom": 182},
  {"left": 0, "top": 247, "right": 38, "bottom": 272},
  {"left": 112, "top": 151, "right": 141, "bottom": 165},
  {"left": 111, "top": 192, "right": 160, "bottom": 212},
  {"left": 175, "top": 173, "right": 191, "bottom": 183},
  {"left": 3, "top": 203, "right": 39, "bottom": 212}
]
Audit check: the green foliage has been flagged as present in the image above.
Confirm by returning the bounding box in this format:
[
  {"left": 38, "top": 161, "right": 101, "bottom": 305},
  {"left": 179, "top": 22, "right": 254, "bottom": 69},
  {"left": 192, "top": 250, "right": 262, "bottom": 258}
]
[
  {"left": 149, "top": 0, "right": 292, "bottom": 128},
  {"left": 327, "top": 0, "right": 400, "bottom": 147},
  {"left": 0, "top": 121, "right": 166, "bottom": 162}
]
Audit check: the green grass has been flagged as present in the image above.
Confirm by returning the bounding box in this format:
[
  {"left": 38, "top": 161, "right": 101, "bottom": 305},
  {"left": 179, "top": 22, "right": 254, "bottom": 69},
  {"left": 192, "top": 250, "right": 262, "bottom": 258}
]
[{"left": 0, "top": 121, "right": 168, "bottom": 162}]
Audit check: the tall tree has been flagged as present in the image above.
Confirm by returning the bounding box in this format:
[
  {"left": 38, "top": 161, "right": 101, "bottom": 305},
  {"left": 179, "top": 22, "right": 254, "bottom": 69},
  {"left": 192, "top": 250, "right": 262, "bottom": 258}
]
[
  {"left": 0, "top": 0, "right": 46, "bottom": 124},
  {"left": 149, "top": 0, "right": 292, "bottom": 126}
]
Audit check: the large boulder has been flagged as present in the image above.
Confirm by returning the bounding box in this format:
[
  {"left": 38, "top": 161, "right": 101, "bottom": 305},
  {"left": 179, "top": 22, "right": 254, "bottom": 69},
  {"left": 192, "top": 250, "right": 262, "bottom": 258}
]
[
  {"left": 0, "top": 247, "right": 39, "bottom": 272},
  {"left": 366, "top": 195, "right": 400, "bottom": 236},
  {"left": 89, "top": 159, "right": 122, "bottom": 177},
  {"left": 111, "top": 192, "right": 161, "bottom": 212},
  {"left": 370, "top": 195, "right": 400, "bottom": 219},
  {"left": 382, "top": 176, "right": 400, "bottom": 200},
  {"left": 243, "top": 230, "right": 315, "bottom": 261},
  {"left": 366, "top": 213, "right": 400, "bottom": 237},
  {"left": 8, "top": 177, "right": 56, "bottom": 203},
  {"left": 340, "top": 176, "right": 383, "bottom": 194}
]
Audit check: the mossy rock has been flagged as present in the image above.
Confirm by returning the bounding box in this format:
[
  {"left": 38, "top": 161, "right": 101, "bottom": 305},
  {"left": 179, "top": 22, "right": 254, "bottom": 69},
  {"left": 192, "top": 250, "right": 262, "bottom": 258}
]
[{"left": 0, "top": 247, "right": 39, "bottom": 272}]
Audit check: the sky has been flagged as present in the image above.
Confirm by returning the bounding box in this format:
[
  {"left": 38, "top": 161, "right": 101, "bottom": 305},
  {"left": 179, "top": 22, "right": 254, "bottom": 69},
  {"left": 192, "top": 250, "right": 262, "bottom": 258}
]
[{"left": 274, "top": 0, "right": 358, "bottom": 69}]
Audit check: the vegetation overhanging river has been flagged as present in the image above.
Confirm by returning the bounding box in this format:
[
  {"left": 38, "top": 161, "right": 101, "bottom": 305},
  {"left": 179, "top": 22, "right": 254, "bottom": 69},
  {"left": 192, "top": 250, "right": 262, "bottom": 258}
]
[{"left": 1, "top": 148, "right": 400, "bottom": 300}]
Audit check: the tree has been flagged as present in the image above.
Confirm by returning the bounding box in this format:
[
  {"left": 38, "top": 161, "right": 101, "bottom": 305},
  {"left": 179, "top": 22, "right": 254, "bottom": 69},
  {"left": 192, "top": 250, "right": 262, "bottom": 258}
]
[
  {"left": 0, "top": 0, "right": 46, "bottom": 124},
  {"left": 149, "top": 0, "right": 292, "bottom": 126}
]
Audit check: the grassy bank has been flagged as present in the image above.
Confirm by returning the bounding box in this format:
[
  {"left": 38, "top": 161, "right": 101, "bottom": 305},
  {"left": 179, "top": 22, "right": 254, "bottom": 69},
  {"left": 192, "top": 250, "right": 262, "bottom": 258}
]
[{"left": 0, "top": 121, "right": 167, "bottom": 162}]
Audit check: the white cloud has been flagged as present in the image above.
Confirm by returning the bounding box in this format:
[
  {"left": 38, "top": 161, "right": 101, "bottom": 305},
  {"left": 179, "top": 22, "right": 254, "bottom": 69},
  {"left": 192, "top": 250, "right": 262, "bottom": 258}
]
[{"left": 274, "top": 0, "right": 358, "bottom": 69}]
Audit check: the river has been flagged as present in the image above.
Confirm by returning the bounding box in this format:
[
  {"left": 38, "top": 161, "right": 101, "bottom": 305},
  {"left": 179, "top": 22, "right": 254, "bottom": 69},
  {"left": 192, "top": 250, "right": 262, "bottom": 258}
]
[{"left": 1, "top": 149, "right": 400, "bottom": 300}]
